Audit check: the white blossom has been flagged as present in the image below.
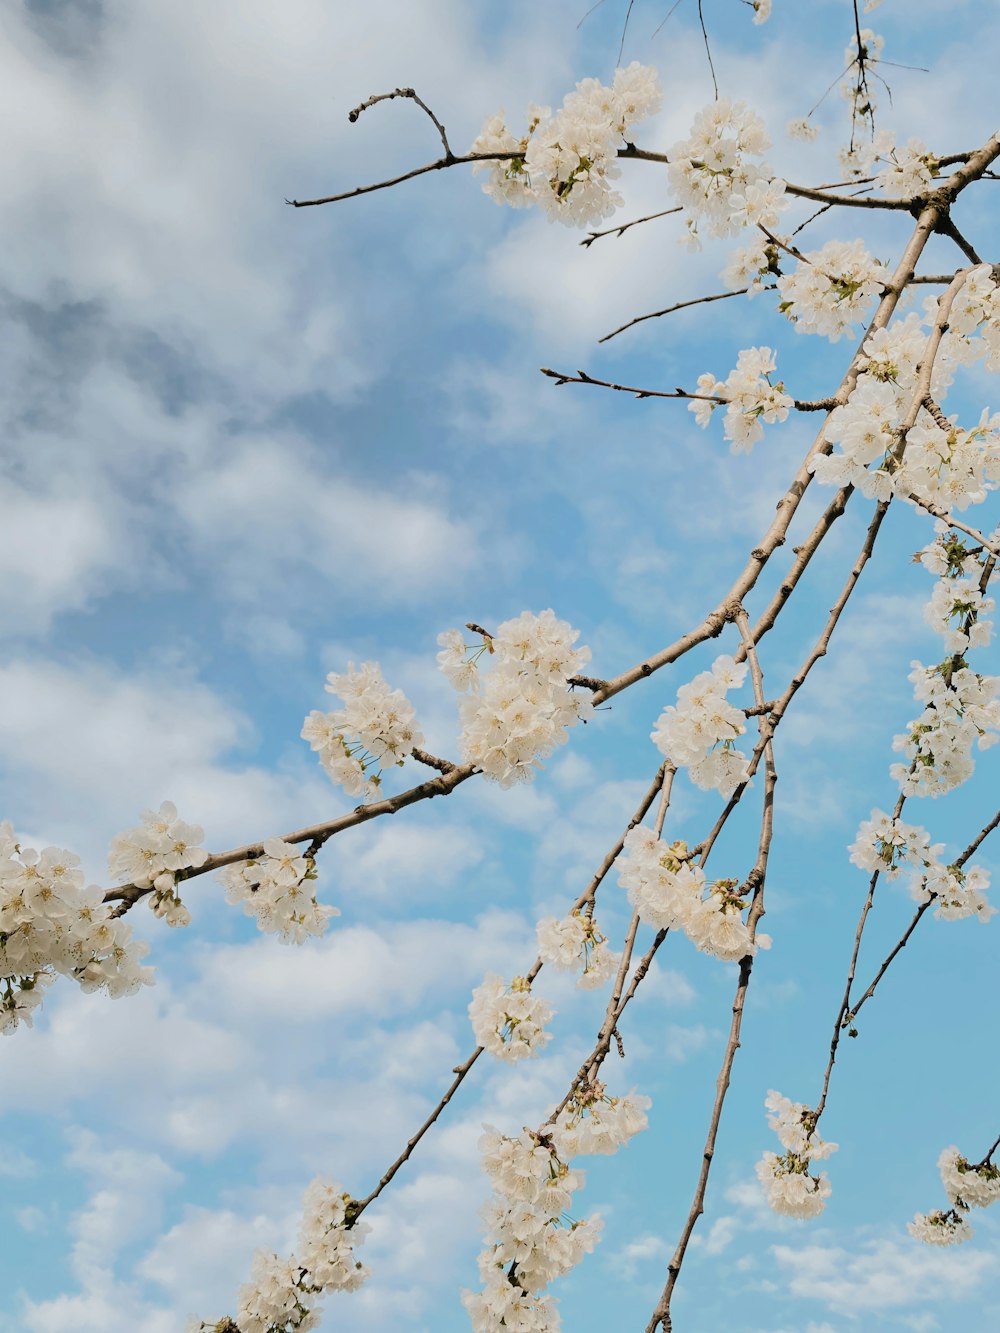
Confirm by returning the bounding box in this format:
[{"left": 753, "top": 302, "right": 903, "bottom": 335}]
[
  {"left": 667, "top": 98, "right": 787, "bottom": 246},
  {"left": 908, "top": 1209, "right": 973, "bottom": 1245},
  {"left": 551, "top": 1081, "right": 651, "bottom": 1157},
  {"left": 617, "top": 827, "right": 705, "bottom": 931},
  {"left": 684, "top": 879, "right": 769, "bottom": 962},
  {"left": 536, "top": 911, "right": 619, "bottom": 989},
  {"left": 436, "top": 627, "right": 484, "bottom": 692},
  {"left": 756, "top": 1151, "right": 832, "bottom": 1218},
  {"left": 302, "top": 662, "right": 424, "bottom": 800},
  {"left": 469, "top": 973, "right": 554, "bottom": 1060},
  {"left": 471, "top": 66, "right": 661, "bottom": 228},
  {"left": 923, "top": 577, "right": 993, "bottom": 654},
  {"left": 916, "top": 861, "right": 995, "bottom": 922},
  {"left": 778, "top": 240, "right": 889, "bottom": 342},
  {"left": 457, "top": 610, "right": 593, "bottom": 787},
  {"left": 108, "top": 800, "right": 207, "bottom": 892},
  {"left": 891, "top": 661, "right": 1000, "bottom": 796},
  {"left": 765, "top": 1090, "right": 837, "bottom": 1160},
  {"left": 758, "top": 1090, "right": 836, "bottom": 1218},
  {"left": 690, "top": 345, "right": 793, "bottom": 451},
  {"left": 652, "top": 654, "right": 750, "bottom": 795},
  {"left": 849, "top": 809, "right": 942, "bottom": 879},
  {"left": 721, "top": 234, "right": 777, "bottom": 296},
  {"left": 220, "top": 839, "right": 337, "bottom": 943},
  {"left": 939, "top": 1146, "right": 1000, "bottom": 1208},
  {"left": 215, "top": 1177, "right": 370, "bottom": 1333},
  {"left": 0, "top": 823, "right": 155, "bottom": 1030},
  {"left": 470, "top": 106, "right": 547, "bottom": 208}
]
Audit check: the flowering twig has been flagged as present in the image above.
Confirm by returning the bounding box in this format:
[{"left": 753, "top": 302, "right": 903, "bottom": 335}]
[
  {"left": 350, "top": 764, "right": 669, "bottom": 1218},
  {"left": 646, "top": 610, "right": 776, "bottom": 1333}
]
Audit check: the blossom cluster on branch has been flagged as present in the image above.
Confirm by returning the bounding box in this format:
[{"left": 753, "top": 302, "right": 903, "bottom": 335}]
[
  {"left": 756, "top": 1090, "right": 838, "bottom": 1218},
  {"left": 470, "top": 63, "right": 662, "bottom": 226},
  {"left": 441, "top": 611, "right": 593, "bottom": 787},
  {"left": 190, "top": 1177, "right": 370, "bottom": 1331},
  {"left": 0, "top": 822, "right": 154, "bottom": 1033},
  {"left": 463, "top": 1084, "right": 649, "bottom": 1330},
  {"left": 909, "top": 1146, "right": 1000, "bottom": 1246}
]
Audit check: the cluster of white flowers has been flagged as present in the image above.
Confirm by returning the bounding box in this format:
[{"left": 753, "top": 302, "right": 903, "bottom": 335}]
[
  {"left": 786, "top": 117, "right": 820, "bottom": 142},
  {"left": 856, "top": 311, "right": 931, "bottom": 393},
  {"left": 667, "top": 98, "right": 787, "bottom": 247},
  {"left": 810, "top": 376, "right": 899, "bottom": 493},
  {"left": 470, "top": 63, "right": 662, "bottom": 226},
  {"left": 464, "top": 1082, "right": 649, "bottom": 1328},
  {"left": 849, "top": 808, "right": 994, "bottom": 923},
  {"left": 536, "top": 910, "right": 619, "bottom": 989},
  {"left": 909, "top": 1146, "right": 1000, "bottom": 1247},
  {"left": 190, "top": 1178, "right": 370, "bottom": 1332},
  {"left": 108, "top": 800, "right": 205, "bottom": 924},
  {"left": 219, "top": 839, "right": 337, "bottom": 943},
  {"left": 907, "top": 1208, "right": 974, "bottom": 1245},
  {"left": 890, "top": 528, "right": 1000, "bottom": 797},
  {"left": 872, "top": 133, "right": 939, "bottom": 199},
  {"left": 898, "top": 412, "right": 1000, "bottom": 512},
  {"left": 619, "top": 829, "right": 705, "bottom": 929},
  {"left": 809, "top": 303, "right": 1000, "bottom": 509},
  {"left": 892, "top": 660, "right": 1000, "bottom": 796},
  {"left": 551, "top": 1079, "right": 651, "bottom": 1157},
  {"left": 777, "top": 239, "right": 890, "bottom": 341},
  {"left": 918, "top": 861, "right": 995, "bottom": 922},
  {"left": 442, "top": 611, "right": 594, "bottom": 787},
  {"left": 948, "top": 264, "right": 1000, "bottom": 371},
  {"left": 756, "top": 1090, "right": 837, "bottom": 1218},
  {"left": 849, "top": 808, "right": 942, "bottom": 879},
  {"left": 469, "top": 973, "right": 554, "bottom": 1060},
  {"left": 835, "top": 128, "right": 939, "bottom": 198},
  {"left": 463, "top": 1126, "right": 600, "bottom": 1332},
  {"left": 0, "top": 821, "right": 154, "bottom": 1034},
  {"left": 923, "top": 577, "right": 993, "bottom": 655},
  {"left": 689, "top": 345, "right": 794, "bottom": 451},
  {"left": 652, "top": 654, "right": 750, "bottom": 796},
  {"left": 721, "top": 234, "right": 779, "bottom": 296},
  {"left": 301, "top": 662, "right": 424, "bottom": 801},
  {"left": 939, "top": 1145, "right": 1000, "bottom": 1209},
  {"left": 617, "top": 827, "right": 767, "bottom": 962},
  {"left": 750, "top": 0, "right": 772, "bottom": 23}
]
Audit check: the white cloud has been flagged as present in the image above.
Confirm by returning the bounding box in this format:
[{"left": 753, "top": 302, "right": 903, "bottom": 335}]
[
  {"left": 338, "top": 822, "right": 485, "bottom": 902},
  {"left": 703, "top": 1214, "right": 738, "bottom": 1256},
  {"left": 175, "top": 436, "right": 482, "bottom": 605},
  {"left": 137, "top": 1204, "right": 283, "bottom": 1316},
  {"left": 206, "top": 909, "right": 535, "bottom": 1026},
  {"left": 0, "top": 654, "right": 334, "bottom": 870},
  {"left": 770, "top": 1236, "right": 997, "bottom": 1313},
  {"left": 0, "top": 479, "right": 123, "bottom": 633},
  {"left": 662, "top": 1022, "right": 716, "bottom": 1062},
  {"left": 609, "top": 1231, "right": 669, "bottom": 1281}
]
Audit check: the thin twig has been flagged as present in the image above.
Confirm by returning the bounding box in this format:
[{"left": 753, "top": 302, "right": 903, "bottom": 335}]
[
  {"left": 581, "top": 206, "right": 683, "bottom": 248},
  {"left": 351, "top": 764, "right": 668, "bottom": 1218},
  {"left": 696, "top": 0, "right": 718, "bottom": 100},
  {"left": 646, "top": 622, "right": 776, "bottom": 1331},
  {"left": 599, "top": 288, "right": 748, "bottom": 343},
  {"left": 841, "top": 804, "right": 1000, "bottom": 1034},
  {"left": 347, "top": 86, "right": 453, "bottom": 159},
  {"left": 540, "top": 364, "right": 832, "bottom": 413}
]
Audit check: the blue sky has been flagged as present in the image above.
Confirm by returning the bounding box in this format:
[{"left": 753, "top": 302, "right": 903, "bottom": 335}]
[{"left": 2, "top": 0, "right": 1000, "bottom": 1329}]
